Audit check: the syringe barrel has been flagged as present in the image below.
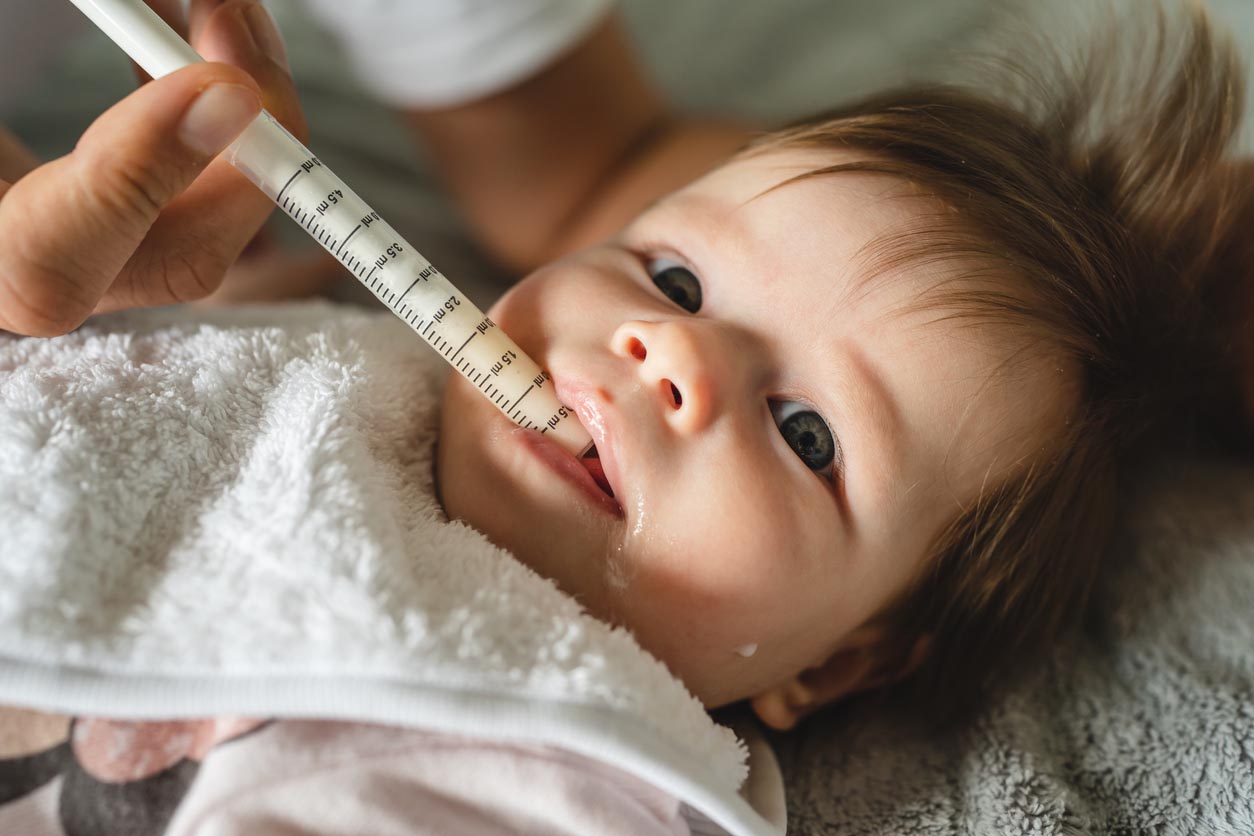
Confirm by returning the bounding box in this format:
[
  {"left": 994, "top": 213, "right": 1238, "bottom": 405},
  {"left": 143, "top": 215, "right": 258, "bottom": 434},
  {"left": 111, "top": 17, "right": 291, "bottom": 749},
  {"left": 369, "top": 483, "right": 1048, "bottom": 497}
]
[
  {"left": 63, "top": 0, "right": 590, "bottom": 453},
  {"left": 225, "top": 112, "right": 592, "bottom": 456}
]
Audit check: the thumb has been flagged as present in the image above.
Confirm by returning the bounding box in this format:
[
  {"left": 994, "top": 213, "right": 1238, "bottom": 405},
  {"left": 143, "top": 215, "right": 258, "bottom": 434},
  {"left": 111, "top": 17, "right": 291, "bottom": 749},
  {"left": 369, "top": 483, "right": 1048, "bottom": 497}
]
[{"left": 0, "top": 63, "right": 261, "bottom": 336}]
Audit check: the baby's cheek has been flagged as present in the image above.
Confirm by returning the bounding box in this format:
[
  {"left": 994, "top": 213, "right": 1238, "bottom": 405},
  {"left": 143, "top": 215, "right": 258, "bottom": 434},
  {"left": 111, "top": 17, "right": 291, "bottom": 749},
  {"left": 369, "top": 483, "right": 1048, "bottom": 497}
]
[
  {"left": 434, "top": 376, "right": 492, "bottom": 520},
  {"left": 640, "top": 501, "right": 795, "bottom": 595}
]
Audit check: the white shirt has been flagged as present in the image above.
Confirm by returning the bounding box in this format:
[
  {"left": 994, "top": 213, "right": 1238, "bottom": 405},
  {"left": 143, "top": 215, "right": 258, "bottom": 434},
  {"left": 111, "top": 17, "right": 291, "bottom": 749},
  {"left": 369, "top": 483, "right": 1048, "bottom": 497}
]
[
  {"left": 302, "top": 0, "right": 613, "bottom": 107},
  {"left": 0, "top": 0, "right": 614, "bottom": 111}
]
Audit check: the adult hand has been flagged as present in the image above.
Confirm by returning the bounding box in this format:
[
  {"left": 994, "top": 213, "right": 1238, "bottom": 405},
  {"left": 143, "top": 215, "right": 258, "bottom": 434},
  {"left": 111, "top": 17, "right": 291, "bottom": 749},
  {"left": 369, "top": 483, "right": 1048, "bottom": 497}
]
[{"left": 0, "top": 0, "right": 306, "bottom": 337}]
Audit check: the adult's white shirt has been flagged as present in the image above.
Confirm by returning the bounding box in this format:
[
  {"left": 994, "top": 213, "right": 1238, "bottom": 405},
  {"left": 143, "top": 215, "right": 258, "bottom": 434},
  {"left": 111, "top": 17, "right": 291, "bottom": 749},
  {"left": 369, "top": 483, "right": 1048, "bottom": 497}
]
[{"left": 0, "top": 0, "right": 614, "bottom": 111}]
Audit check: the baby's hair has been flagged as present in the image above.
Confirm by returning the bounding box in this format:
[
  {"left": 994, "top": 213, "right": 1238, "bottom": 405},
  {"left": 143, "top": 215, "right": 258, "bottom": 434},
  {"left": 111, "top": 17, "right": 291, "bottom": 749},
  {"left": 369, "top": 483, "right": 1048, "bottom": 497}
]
[{"left": 750, "top": 1, "right": 1247, "bottom": 727}]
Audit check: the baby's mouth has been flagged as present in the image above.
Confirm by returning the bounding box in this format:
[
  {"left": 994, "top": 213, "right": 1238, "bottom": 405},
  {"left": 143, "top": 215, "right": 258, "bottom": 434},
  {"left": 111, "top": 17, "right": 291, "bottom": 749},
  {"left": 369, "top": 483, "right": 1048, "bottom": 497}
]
[{"left": 580, "top": 445, "right": 614, "bottom": 498}]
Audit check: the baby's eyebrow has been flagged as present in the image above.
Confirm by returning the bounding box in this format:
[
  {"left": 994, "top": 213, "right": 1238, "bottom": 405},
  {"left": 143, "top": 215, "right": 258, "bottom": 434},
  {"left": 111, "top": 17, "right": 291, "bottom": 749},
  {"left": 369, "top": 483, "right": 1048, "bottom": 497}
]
[
  {"left": 833, "top": 338, "right": 904, "bottom": 491},
  {"left": 661, "top": 192, "right": 756, "bottom": 255}
]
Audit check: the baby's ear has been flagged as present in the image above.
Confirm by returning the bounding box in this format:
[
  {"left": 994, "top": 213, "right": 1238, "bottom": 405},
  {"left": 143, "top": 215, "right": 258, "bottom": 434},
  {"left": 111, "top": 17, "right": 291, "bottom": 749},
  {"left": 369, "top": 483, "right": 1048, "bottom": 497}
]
[{"left": 749, "top": 629, "right": 931, "bottom": 732}]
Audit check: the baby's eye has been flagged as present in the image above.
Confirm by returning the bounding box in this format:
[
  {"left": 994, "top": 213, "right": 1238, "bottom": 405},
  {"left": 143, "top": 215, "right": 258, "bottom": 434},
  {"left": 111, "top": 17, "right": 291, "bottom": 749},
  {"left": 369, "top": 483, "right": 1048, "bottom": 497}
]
[
  {"left": 770, "top": 400, "right": 838, "bottom": 476},
  {"left": 647, "top": 258, "right": 702, "bottom": 313}
]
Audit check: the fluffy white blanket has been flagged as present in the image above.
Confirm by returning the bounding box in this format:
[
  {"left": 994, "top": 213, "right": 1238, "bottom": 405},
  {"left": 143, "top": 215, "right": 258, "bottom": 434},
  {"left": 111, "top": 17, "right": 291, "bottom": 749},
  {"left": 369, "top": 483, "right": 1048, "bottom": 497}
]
[{"left": 0, "top": 304, "right": 781, "bottom": 836}]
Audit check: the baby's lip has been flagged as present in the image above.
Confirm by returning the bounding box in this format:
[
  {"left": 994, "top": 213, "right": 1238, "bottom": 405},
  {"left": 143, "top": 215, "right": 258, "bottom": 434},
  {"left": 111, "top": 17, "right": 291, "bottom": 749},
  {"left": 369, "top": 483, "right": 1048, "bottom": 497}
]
[{"left": 556, "top": 378, "right": 625, "bottom": 507}]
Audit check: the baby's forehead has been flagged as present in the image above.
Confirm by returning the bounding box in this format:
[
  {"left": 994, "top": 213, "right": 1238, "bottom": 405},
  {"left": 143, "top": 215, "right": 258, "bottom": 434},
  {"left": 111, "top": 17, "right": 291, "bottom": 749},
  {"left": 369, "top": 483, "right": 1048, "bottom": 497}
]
[
  {"left": 664, "top": 148, "right": 950, "bottom": 264},
  {"left": 706, "top": 145, "right": 935, "bottom": 203},
  {"left": 688, "top": 147, "right": 1076, "bottom": 458},
  {"left": 658, "top": 147, "right": 965, "bottom": 302}
]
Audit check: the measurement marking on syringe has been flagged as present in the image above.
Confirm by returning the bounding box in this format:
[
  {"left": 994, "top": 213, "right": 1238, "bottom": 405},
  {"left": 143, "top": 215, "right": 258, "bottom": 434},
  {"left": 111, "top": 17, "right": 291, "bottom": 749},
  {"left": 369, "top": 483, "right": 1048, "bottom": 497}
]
[
  {"left": 276, "top": 169, "right": 303, "bottom": 204},
  {"left": 397, "top": 278, "right": 422, "bottom": 302},
  {"left": 507, "top": 384, "right": 535, "bottom": 414},
  {"left": 364, "top": 266, "right": 378, "bottom": 284},
  {"left": 336, "top": 224, "right": 362, "bottom": 257},
  {"left": 449, "top": 332, "right": 477, "bottom": 363}
]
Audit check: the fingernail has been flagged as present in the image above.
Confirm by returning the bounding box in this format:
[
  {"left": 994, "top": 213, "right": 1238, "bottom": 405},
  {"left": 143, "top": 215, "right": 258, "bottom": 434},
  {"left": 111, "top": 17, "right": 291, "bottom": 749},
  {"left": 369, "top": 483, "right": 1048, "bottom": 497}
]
[
  {"left": 179, "top": 83, "right": 261, "bottom": 156},
  {"left": 243, "top": 2, "right": 289, "bottom": 68}
]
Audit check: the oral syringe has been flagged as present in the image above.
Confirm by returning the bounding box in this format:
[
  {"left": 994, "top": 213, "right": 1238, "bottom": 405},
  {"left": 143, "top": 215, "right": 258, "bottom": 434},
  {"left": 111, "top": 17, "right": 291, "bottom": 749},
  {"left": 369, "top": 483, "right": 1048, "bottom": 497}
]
[{"left": 66, "top": 0, "right": 593, "bottom": 456}]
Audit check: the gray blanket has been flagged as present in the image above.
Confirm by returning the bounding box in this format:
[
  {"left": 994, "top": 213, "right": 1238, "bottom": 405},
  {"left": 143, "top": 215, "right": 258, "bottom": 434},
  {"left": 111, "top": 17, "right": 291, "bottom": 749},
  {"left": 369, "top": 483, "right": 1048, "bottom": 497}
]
[{"left": 772, "top": 460, "right": 1254, "bottom": 834}]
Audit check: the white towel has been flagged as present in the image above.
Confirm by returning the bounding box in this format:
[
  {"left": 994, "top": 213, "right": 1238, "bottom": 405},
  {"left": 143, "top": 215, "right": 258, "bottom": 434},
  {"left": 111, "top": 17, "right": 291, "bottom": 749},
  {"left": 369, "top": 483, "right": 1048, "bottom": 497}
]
[{"left": 0, "top": 303, "right": 783, "bottom": 836}]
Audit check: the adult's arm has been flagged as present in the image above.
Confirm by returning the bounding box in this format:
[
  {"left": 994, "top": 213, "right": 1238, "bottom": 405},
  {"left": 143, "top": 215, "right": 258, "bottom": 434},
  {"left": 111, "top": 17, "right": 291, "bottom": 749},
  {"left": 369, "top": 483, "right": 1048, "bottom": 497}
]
[
  {"left": 211, "top": 5, "right": 756, "bottom": 304},
  {"left": 0, "top": 0, "right": 305, "bottom": 337},
  {"left": 405, "top": 15, "right": 756, "bottom": 273}
]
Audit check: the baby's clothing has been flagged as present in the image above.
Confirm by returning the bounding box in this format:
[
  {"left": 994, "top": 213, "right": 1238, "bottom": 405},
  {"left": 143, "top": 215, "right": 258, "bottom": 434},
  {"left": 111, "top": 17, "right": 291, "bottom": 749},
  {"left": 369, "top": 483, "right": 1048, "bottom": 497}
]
[
  {"left": 0, "top": 713, "right": 689, "bottom": 835},
  {"left": 0, "top": 305, "right": 783, "bottom": 836}
]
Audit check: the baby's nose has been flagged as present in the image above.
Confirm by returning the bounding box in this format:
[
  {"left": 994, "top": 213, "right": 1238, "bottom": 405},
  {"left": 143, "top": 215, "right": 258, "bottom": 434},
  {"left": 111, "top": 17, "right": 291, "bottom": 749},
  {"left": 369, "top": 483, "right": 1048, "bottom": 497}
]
[{"left": 611, "top": 320, "right": 720, "bottom": 434}]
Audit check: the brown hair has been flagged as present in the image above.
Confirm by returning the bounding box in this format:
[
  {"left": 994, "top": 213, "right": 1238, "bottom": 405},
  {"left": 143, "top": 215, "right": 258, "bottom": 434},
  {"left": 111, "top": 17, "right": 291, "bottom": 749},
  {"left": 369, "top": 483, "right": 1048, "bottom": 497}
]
[{"left": 752, "top": 1, "right": 1247, "bottom": 727}]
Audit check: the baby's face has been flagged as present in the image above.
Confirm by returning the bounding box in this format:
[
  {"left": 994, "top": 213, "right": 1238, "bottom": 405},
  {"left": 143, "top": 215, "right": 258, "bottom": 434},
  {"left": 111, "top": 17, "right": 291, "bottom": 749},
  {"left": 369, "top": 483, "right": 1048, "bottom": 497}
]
[{"left": 438, "top": 148, "right": 1071, "bottom": 707}]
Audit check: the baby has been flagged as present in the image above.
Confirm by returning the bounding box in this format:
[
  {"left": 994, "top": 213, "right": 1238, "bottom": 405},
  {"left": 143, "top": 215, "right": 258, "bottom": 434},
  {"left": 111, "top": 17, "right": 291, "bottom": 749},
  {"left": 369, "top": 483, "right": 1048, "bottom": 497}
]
[{"left": 439, "top": 2, "right": 1250, "bottom": 731}]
